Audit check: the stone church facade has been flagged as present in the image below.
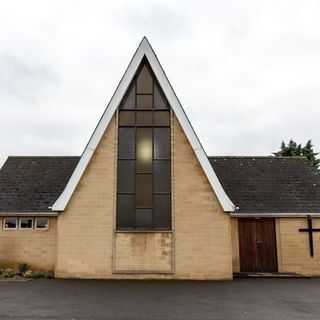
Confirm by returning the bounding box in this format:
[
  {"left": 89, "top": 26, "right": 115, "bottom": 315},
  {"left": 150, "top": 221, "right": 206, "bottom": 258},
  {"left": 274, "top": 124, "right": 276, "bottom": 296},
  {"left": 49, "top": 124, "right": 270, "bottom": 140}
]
[{"left": 1, "top": 38, "right": 320, "bottom": 279}]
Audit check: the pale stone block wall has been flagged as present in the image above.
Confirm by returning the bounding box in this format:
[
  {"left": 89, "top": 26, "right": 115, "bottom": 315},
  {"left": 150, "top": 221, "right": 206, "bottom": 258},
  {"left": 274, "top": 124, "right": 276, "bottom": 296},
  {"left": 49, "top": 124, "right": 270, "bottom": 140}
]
[
  {"left": 114, "top": 232, "right": 172, "bottom": 273},
  {"left": 55, "top": 113, "right": 233, "bottom": 279},
  {"left": 55, "top": 117, "right": 116, "bottom": 278},
  {"left": 230, "top": 217, "right": 320, "bottom": 276},
  {"left": 0, "top": 217, "right": 57, "bottom": 271},
  {"left": 277, "top": 217, "right": 320, "bottom": 276},
  {"left": 173, "top": 116, "right": 233, "bottom": 280}
]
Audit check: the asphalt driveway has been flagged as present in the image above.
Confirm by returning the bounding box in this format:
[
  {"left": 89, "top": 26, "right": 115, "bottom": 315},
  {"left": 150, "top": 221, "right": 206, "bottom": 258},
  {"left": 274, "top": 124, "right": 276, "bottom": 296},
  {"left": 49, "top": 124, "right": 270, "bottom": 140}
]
[{"left": 0, "top": 278, "right": 319, "bottom": 320}]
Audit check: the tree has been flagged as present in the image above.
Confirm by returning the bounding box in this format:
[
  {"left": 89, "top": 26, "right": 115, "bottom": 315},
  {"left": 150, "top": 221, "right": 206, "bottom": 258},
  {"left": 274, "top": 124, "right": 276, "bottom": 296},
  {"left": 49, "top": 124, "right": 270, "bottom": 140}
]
[
  {"left": 274, "top": 139, "right": 320, "bottom": 172},
  {"left": 302, "top": 140, "right": 320, "bottom": 171}
]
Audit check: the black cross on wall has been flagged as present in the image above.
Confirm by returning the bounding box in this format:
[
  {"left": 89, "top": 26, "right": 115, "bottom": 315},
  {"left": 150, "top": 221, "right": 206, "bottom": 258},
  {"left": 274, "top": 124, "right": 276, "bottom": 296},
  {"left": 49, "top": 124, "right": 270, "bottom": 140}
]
[{"left": 299, "top": 215, "right": 320, "bottom": 257}]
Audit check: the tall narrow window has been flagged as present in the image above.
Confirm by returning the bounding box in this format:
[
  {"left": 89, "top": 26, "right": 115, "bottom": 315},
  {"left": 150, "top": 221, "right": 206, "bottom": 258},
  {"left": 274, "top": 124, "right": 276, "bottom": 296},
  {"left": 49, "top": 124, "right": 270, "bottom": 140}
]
[{"left": 117, "top": 60, "right": 171, "bottom": 230}]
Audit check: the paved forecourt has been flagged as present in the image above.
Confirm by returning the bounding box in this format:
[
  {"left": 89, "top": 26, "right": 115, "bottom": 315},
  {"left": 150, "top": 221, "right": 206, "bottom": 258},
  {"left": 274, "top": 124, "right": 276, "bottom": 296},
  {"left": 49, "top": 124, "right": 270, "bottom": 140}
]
[{"left": 0, "top": 279, "right": 319, "bottom": 320}]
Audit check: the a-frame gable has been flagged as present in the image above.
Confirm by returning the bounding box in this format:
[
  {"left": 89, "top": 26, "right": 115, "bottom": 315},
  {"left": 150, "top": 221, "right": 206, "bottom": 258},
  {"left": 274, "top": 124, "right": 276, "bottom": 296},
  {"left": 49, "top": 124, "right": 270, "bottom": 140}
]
[{"left": 52, "top": 37, "right": 235, "bottom": 212}]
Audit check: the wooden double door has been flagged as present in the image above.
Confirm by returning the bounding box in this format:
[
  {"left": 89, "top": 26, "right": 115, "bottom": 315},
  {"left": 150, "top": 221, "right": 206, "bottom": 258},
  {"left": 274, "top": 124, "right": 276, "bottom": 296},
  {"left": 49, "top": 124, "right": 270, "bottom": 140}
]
[{"left": 239, "top": 218, "right": 278, "bottom": 273}]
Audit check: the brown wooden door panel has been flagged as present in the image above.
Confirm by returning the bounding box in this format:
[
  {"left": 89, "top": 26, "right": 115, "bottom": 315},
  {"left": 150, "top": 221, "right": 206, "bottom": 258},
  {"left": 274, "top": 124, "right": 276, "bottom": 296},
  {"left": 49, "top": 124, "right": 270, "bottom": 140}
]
[
  {"left": 239, "top": 218, "right": 277, "bottom": 273},
  {"left": 256, "top": 219, "right": 278, "bottom": 272},
  {"left": 239, "top": 219, "right": 257, "bottom": 272}
]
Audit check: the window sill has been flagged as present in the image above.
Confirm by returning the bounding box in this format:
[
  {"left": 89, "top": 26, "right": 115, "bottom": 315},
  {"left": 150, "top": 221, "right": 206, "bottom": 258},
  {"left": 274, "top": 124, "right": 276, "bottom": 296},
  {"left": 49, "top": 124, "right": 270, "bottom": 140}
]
[{"left": 115, "top": 229, "right": 172, "bottom": 233}]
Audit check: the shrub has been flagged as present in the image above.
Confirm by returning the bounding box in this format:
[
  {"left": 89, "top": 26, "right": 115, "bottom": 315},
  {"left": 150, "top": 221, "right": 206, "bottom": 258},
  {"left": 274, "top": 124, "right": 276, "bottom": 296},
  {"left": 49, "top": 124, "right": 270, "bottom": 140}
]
[
  {"left": 27, "top": 271, "right": 43, "bottom": 279},
  {"left": 24, "top": 270, "right": 54, "bottom": 279},
  {"left": 18, "top": 263, "right": 30, "bottom": 275},
  {"left": 24, "top": 270, "right": 33, "bottom": 278},
  {"left": 2, "top": 268, "right": 16, "bottom": 278},
  {"left": 43, "top": 271, "right": 54, "bottom": 279}
]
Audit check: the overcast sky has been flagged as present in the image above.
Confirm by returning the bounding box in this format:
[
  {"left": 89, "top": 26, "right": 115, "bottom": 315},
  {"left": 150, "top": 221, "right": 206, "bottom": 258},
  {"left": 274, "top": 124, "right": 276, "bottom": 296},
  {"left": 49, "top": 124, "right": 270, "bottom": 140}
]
[{"left": 1, "top": 0, "right": 320, "bottom": 167}]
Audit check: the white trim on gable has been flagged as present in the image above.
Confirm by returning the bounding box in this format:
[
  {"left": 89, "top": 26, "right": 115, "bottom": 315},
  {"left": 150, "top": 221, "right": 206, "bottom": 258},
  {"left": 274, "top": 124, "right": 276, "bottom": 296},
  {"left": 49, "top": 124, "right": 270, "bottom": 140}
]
[
  {"left": 52, "top": 37, "right": 235, "bottom": 212},
  {"left": 0, "top": 156, "right": 8, "bottom": 170}
]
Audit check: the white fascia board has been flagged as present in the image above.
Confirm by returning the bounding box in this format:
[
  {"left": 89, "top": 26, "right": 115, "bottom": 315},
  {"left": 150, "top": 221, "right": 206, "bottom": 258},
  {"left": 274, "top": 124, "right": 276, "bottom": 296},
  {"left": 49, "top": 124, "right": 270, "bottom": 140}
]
[
  {"left": 52, "top": 37, "right": 235, "bottom": 212},
  {"left": 52, "top": 40, "right": 145, "bottom": 211},
  {"left": 143, "top": 40, "right": 235, "bottom": 212},
  {"left": 0, "top": 156, "right": 8, "bottom": 170}
]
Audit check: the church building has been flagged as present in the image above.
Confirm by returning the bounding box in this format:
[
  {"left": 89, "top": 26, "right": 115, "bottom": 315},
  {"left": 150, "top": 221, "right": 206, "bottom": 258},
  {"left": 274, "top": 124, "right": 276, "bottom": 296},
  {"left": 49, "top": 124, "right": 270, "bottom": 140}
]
[{"left": 1, "top": 38, "right": 320, "bottom": 279}]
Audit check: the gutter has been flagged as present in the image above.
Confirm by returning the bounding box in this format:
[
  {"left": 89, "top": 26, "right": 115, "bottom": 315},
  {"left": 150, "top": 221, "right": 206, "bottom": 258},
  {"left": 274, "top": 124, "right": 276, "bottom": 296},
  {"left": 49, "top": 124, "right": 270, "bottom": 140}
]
[
  {"left": 0, "top": 212, "right": 59, "bottom": 217},
  {"left": 230, "top": 212, "right": 320, "bottom": 218}
]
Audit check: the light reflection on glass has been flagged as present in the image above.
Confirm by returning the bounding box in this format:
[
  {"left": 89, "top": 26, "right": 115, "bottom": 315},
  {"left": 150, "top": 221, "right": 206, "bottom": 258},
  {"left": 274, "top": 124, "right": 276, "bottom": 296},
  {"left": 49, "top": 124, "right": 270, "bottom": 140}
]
[{"left": 136, "top": 128, "right": 152, "bottom": 172}]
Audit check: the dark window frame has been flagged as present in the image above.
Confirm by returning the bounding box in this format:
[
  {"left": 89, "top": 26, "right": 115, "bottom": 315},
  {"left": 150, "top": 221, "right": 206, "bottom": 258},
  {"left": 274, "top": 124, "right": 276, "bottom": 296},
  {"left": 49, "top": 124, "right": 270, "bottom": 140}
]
[{"left": 116, "top": 60, "right": 171, "bottom": 231}]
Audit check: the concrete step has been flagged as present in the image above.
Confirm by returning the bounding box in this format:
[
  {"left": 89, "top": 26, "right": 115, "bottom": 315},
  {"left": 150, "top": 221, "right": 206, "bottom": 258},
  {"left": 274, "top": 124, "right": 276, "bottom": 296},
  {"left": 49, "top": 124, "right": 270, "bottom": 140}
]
[{"left": 234, "top": 272, "right": 309, "bottom": 278}]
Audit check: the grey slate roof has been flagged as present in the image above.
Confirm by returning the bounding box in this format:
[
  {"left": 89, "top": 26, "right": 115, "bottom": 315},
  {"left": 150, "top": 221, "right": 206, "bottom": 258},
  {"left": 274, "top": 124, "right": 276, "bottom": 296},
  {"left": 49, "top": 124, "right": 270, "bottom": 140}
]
[
  {"left": 0, "top": 155, "right": 319, "bottom": 214},
  {"left": 0, "top": 156, "right": 79, "bottom": 212},
  {"left": 209, "top": 156, "right": 320, "bottom": 214}
]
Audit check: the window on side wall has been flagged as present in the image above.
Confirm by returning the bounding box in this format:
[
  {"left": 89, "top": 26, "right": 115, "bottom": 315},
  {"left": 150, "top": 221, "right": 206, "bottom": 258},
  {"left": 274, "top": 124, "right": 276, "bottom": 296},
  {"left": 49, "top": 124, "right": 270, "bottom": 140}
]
[
  {"left": 3, "top": 218, "right": 17, "bottom": 230},
  {"left": 19, "top": 218, "right": 33, "bottom": 230},
  {"left": 35, "top": 218, "right": 49, "bottom": 230}
]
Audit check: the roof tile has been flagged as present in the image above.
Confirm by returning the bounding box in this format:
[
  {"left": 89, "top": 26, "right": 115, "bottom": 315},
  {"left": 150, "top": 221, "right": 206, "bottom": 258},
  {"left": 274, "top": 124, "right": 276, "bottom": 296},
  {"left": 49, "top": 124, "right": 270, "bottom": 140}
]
[
  {"left": 209, "top": 156, "right": 320, "bottom": 214},
  {"left": 0, "top": 157, "right": 79, "bottom": 212}
]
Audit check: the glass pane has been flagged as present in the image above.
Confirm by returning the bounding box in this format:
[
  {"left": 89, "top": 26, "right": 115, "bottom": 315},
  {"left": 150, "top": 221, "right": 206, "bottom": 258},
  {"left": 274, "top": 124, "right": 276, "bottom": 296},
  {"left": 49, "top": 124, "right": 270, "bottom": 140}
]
[
  {"left": 117, "top": 194, "right": 135, "bottom": 229},
  {"left": 36, "top": 218, "right": 49, "bottom": 229},
  {"left": 118, "top": 128, "right": 135, "bottom": 159},
  {"left": 154, "top": 83, "right": 168, "bottom": 109},
  {"left": 154, "top": 128, "right": 170, "bottom": 159},
  {"left": 119, "top": 111, "right": 135, "bottom": 126},
  {"left": 136, "top": 65, "right": 153, "bottom": 94},
  {"left": 120, "top": 84, "right": 135, "bottom": 109},
  {"left": 117, "top": 160, "right": 135, "bottom": 193},
  {"left": 137, "top": 95, "right": 153, "bottom": 109},
  {"left": 136, "top": 209, "right": 153, "bottom": 228},
  {"left": 136, "top": 128, "right": 152, "bottom": 173},
  {"left": 136, "top": 174, "right": 152, "bottom": 208},
  {"left": 136, "top": 111, "right": 152, "bottom": 126},
  {"left": 154, "top": 195, "right": 171, "bottom": 229},
  {"left": 20, "top": 218, "right": 33, "bottom": 229},
  {"left": 4, "top": 218, "right": 17, "bottom": 229},
  {"left": 153, "top": 161, "right": 171, "bottom": 193},
  {"left": 153, "top": 111, "right": 170, "bottom": 126}
]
